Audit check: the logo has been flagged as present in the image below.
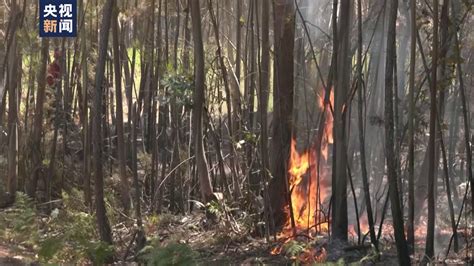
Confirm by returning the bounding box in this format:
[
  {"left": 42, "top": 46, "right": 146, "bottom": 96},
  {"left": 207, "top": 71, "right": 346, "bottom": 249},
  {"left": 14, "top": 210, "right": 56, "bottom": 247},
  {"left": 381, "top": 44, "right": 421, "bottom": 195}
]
[{"left": 39, "top": 0, "right": 77, "bottom": 37}]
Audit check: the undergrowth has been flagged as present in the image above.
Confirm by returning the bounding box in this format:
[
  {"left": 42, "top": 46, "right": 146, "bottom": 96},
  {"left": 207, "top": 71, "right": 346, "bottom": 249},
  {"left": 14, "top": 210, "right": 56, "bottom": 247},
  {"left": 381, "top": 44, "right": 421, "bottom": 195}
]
[
  {"left": 138, "top": 238, "right": 198, "bottom": 266},
  {"left": 0, "top": 190, "right": 113, "bottom": 264}
]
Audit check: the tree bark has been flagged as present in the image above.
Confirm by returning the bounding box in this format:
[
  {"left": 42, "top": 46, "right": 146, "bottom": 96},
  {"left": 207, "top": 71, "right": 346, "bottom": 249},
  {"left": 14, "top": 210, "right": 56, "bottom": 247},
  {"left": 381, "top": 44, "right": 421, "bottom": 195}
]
[
  {"left": 112, "top": 4, "right": 131, "bottom": 212},
  {"left": 384, "top": 0, "right": 411, "bottom": 263},
  {"left": 6, "top": 7, "right": 19, "bottom": 203},
  {"left": 331, "top": 0, "right": 350, "bottom": 242},
  {"left": 28, "top": 38, "right": 49, "bottom": 199},
  {"left": 424, "top": 0, "right": 438, "bottom": 261},
  {"left": 80, "top": 0, "right": 92, "bottom": 210},
  {"left": 452, "top": 0, "right": 474, "bottom": 222},
  {"left": 357, "top": 0, "right": 377, "bottom": 249},
  {"left": 190, "top": 0, "right": 214, "bottom": 202},
  {"left": 268, "top": 0, "right": 296, "bottom": 229},
  {"left": 207, "top": 0, "right": 241, "bottom": 199},
  {"left": 232, "top": 0, "right": 242, "bottom": 132},
  {"left": 406, "top": 0, "right": 416, "bottom": 254},
  {"left": 92, "top": 0, "right": 114, "bottom": 247}
]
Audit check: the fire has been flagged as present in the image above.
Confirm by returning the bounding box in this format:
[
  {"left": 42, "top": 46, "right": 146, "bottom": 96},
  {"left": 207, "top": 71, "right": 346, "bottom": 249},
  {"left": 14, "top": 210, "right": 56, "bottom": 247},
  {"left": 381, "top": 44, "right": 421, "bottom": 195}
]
[
  {"left": 285, "top": 144, "right": 328, "bottom": 234},
  {"left": 271, "top": 88, "right": 334, "bottom": 262},
  {"left": 279, "top": 89, "right": 334, "bottom": 236},
  {"left": 299, "top": 247, "right": 327, "bottom": 263},
  {"left": 318, "top": 89, "right": 334, "bottom": 161}
]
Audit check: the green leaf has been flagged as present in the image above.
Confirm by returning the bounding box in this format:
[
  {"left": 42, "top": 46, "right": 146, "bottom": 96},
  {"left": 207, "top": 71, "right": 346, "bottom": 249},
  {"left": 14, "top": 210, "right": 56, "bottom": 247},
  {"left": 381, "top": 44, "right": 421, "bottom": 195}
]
[
  {"left": 39, "top": 237, "right": 64, "bottom": 262},
  {"left": 141, "top": 242, "right": 197, "bottom": 266},
  {"left": 86, "top": 241, "right": 114, "bottom": 265}
]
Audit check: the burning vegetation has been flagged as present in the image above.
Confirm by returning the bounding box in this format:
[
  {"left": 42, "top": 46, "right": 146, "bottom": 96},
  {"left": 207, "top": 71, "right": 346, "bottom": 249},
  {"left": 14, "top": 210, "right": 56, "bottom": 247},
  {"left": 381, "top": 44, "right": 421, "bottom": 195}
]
[{"left": 270, "top": 90, "right": 333, "bottom": 263}]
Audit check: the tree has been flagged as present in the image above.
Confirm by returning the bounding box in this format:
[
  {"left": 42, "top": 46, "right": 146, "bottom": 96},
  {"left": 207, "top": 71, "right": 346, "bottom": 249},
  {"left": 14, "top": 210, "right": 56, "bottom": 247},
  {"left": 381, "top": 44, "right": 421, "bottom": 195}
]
[
  {"left": 331, "top": 0, "right": 350, "bottom": 242},
  {"left": 268, "top": 0, "right": 296, "bottom": 229},
  {"left": 406, "top": 0, "right": 417, "bottom": 253},
  {"left": 190, "top": 0, "right": 214, "bottom": 202},
  {"left": 232, "top": 0, "right": 242, "bottom": 132},
  {"left": 207, "top": 0, "right": 241, "bottom": 199},
  {"left": 6, "top": 2, "right": 20, "bottom": 204},
  {"left": 424, "top": 0, "right": 438, "bottom": 261},
  {"left": 452, "top": 0, "right": 473, "bottom": 223},
  {"left": 80, "top": 0, "right": 92, "bottom": 210},
  {"left": 260, "top": 0, "right": 272, "bottom": 236},
  {"left": 92, "top": 0, "right": 114, "bottom": 247},
  {"left": 112, "top": 3, "right": 131, "bottom": 212},
  {"left": 27, "top": 37, "right": 49, "bottom": 199},
  {"left": 384, "top": 0, "right": 410, "bottom": 263},
  {"left": 357, "top": 0, "right": 377, "bottom": 249}
]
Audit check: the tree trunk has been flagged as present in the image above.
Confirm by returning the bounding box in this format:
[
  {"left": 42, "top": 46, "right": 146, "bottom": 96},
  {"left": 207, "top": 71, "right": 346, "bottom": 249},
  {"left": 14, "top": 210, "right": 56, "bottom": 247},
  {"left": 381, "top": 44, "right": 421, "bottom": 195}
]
[
  {"left": 92, "top": 0, "right": 114, "bottom": 248},
  {"left": 28, "top": 38, "right": 49, "bottom": 199},
  {"left": 384, "top": 0, "right": 411, "bottom": 263},
  {"left": 406, "top": 0, "right": 416, "bottom": 253},
  {"left": 112, "top": 5, "right": 131, "bottom": 212},
  {"left": 268, "top": 0, "right": 295, "bottom": 229},
  {"left": 331, "top": 0, "right": 351, "bottom": 242},
  {"left": 357, "top": 0, "right": 377, "bottom": 249},
  {"left": 131, "top": 104, "right": 146, "bottom": 251},
  {"left": 6, "top": 9, "right": 19, "bottom": 203},
  {"left": 80, "top": 0, "right": 92, "bottom": 210},
  {"left": 260, "top": 0, "right": 273, "bottom": 237},
  {"left": 452, "top": 0, "right": 474, "bottom": 222},
  {"left": 424, "top": 0, "right": 438, "bottom": 261},
  {"left": 232, "top": 0, "right": 242, "bottom": 133},
  {"left": 207, "top": 0, "right": 241, "bottom": 199},
  {"left": 190, "top": 0, "right": 214, "bottom": 202}
]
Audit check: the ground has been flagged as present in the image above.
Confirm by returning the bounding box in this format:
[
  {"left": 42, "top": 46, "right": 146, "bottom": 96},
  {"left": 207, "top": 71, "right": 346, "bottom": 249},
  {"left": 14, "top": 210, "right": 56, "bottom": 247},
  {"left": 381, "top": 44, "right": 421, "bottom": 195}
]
[{"left": 0, "top": 203, "right": 471, "bottom": 265}]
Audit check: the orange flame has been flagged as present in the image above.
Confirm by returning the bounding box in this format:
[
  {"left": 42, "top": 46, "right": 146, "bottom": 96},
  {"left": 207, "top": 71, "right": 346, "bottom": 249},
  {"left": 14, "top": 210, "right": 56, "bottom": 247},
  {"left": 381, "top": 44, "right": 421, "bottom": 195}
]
[
  {"left": 318, "top": 89, "right": 334, "bottom": 160},
  {"left": 276, "top": 88, "right": 334, "bottom": 238},
  {"left": 271, "top": 88, "right": 334, "bottom": 262}
]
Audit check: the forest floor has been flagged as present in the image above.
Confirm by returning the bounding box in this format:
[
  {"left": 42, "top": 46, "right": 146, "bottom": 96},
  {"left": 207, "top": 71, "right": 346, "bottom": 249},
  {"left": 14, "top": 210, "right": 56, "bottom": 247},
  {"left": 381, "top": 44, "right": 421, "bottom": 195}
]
[
  {"left": 0, "top": 205, "right": 472, "bottom": 265},
  {"left": 145, "top": 212, "right": 405, "bottom": 265},
  {"left": 0, "top": 242, "right": 34, "bottom": 265},
  {"left": 0, "top": 183, "right": 472, "bottom": 265}
]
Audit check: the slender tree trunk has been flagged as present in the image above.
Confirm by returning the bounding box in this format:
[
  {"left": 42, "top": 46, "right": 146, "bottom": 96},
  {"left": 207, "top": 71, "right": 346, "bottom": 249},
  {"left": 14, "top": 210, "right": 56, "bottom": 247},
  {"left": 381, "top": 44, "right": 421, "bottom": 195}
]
[
  {"left": 406, "top": 0, "right": 416, "bottom": 253},
  {"left": 260, "top": 0, "right": 274, "bottom": 238},
  {"left": 424, "top": 0, "right": 438, "bottom": 261},
  {"left": 182, "top": 0, "right": 191, "bottom": 70},
  {"left": 357, "top": 0, "right": 377, "bottom": 249},
  {"left": 92, "top": 0, "right": 114, "bottom": 247},
  {"left": 268, "top": 0, "right": 296, "bottom": 230},
  {"left": 46, "top": 41, "right": 66, "bottom": 209},
  {"left": 28, "top": 38, "right": 49, "bottom": 199},
  {"left": 436, "top": 0, "right": 458, "bottom": 252},
  {"left": 169, "top": 0, "right": 182, "bottom": 212},
  {"left": 438, "top": 116, "right": 459, "bottom": 252},
  {"left": 452, "top": 1, "right": 474, "bottom": 222},
  {"left": 112, "top": 5, "right": 131, "bottom": 212},
  {"left": 384, "top": 0, "right": 410, "bottom": 263},
  {"left": 131, "top": 104, "right": 146, "bottom": 251},
  {"left": 6, "top": 10, "right": 19, "bottom": 203},
  {"left": 331, "top": 0, "right": 350, "bottom": 242},
  {"left": 80, "top": 0, "right": 92, "bottom": 210},
  {"left": 233, "top": 0, "right": 242, "bottom": 132},
  {"left": 190, "top": 0, "right": 214, "bottom": 202},
  {"left": 447, "top": 90, "right": 460, "bottom": 202},
  {"left": 207, "top": 0, "right": 241, "bottom": 199}
]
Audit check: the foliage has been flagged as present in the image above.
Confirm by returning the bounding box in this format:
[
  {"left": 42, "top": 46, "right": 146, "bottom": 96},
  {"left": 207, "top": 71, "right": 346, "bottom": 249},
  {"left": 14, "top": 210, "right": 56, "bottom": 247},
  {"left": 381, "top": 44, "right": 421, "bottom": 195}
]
[
  {"left": 0, "top": 190, "right": 113, "bottom": 264},
  {"left": 139, "top": 239, "right": 198, "bottom": 266},
  {"left": 0, "top": 192, "right": 39, "bottom": 246},
  {"left": 205, "top": 200, "right": 223, "bottom": 216},
  {"left": 160, "top": 73, "right": 194, "bottom": 109},
  {"left": 36, "top": 189, "right": 114, "bottom": 264},
  {"left": 282, "top": 240, "right": 306, "bottom": 258}
]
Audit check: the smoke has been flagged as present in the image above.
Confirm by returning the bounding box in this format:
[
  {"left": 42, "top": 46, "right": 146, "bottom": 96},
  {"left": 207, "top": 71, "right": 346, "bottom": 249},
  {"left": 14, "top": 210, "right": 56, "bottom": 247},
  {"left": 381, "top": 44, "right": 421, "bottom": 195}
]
[{"left": 297, "top": 0, "right": 333, "bottom": 42}]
